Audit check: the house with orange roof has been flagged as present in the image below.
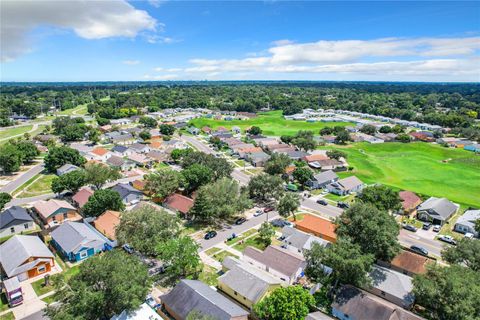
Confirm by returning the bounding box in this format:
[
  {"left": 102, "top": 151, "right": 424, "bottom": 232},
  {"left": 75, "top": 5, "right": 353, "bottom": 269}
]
[
  {"left": 294, "top": 214, "right": 337, "bottom": 243},
  {"left": 149, "top": 140, "right": 163, "bottom": 150},
  {"left": 132, "top": 179, "right": 146, "bottom": 191},
  {"left": 86, "top": 147, "right": 112, "bottom": 162},
  {"left": 303, "top": 154, "right": 329, "bottom": 163},
  {"left": 378, "top": 250, "right": 434, "bottom": 277},
  {"left": 33, "top": 199, "right": 81, "bottom": 227},
  {"left": 93, "top": 210, "right": 121, "bottom": 241},
  {"left": 163, "top": 193, "right": 194, "bottom": 217},
  {"left": 399, "top": 191, "right": 422, "bottom": 215}
]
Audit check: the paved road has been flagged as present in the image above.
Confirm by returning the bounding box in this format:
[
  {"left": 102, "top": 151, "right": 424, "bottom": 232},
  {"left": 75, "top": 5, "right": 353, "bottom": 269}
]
[
  {"left": 231, "top": 168, "right": 251, "bottom": 186},
  {"left": 6, "top": 193, "right": 55, "bottom": 207},
  {"left": 0, "top": 163, "right": 45, "bottom": 194},
  {"left": 300, "top": 197, "right": 344, "bottom": 218},
  {"left": 398, "top": 229, "right": 445, "bottom": 257},
  {"left": 199, "top": 211, "right": 280, "bottom": 251}
]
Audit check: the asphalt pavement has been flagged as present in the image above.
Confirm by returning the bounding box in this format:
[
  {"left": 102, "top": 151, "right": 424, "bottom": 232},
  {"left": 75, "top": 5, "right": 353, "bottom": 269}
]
[
  {"left": 300, "top": 197, "right": 344, "bottom": 218},
  {"left": 398, "top": 229, "right": 445, "bottom": 257},
  {"left": 0, "top": 163, "right": 45, "bottom": 194}
]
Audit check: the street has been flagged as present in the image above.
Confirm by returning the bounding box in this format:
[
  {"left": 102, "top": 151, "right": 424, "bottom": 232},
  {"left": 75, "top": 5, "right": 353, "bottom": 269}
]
[
  {"left": 398, "top": 229, "right": 445, "bottom": 257},
  {"left": 300, "top": 197, "right": 344, "bottom": 218},
  {"left": 1, "top": 163, "right": 45, "bottom": 194}
]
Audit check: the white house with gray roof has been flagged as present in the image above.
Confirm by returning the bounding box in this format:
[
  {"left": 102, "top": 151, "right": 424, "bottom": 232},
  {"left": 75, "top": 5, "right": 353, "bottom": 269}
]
[
  {"left": 56, "top": 163, "right": 80, "bottom": 176},
  {"left": 417, "top": 197, "right": 459, "bottom": 225},
  {"left": 0, "top": 206, "right": 34, "bottom": 238},
  {"left": 327, "top": 175, "right": 364, "bottom": 195},
  {"left": 280, "top": 226, "right": 331, "bottom": 255},
  {"left": 366, "top": 265, "right": 415, "bottom": 308},
  {"left": 306, "top": 170, "right": 339, "bottom": 189},
  {"left": 454, "top": 209, "right": 480, "bottom": 237}
]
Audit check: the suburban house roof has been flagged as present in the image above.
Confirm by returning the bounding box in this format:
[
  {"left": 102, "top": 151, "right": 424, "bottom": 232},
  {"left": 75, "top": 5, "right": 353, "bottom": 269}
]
[
  {"left": 149, "top": 140, "right": 163, "bottom": 149},
  {"left": 164, "top": 193, "right": 194, "bottom": 214},
  {"left": 417, "top": 197, "right": 458, "bottom": 221},
  {"left": 0, "top": 235, "right": 54, "bottom": 277},
  {"left": 57, "top": 163, "right": 79, "bottom": 175},
  {"left": 306, "top": 312, "right": 336, "bottom": 320},
  {"left": 93, "top": 210, "right": 121, "bottom": 240},
  {"left": 162, "top": 279, "right": 249, "bottom": 320},
  {"left": 294, "top": 215, "right": 337, "bottom": 241},
  {"left": 111, "top": 183, "right": 143, "bottom": 200},
  {"left": 219, "top": 257, "right": 282, "bottom": 303},
  {"left": 332, "top": 285, "right": 424, "bottom": 320},
  {"left": 147, "top": 150, "right": 166, "bottom": 161},
  {"left": 281, "top": 226, "right": 331, "bottom": 250},
  {"left": 311, "top": 170, "right": 338, "bottom": 185},
  {"left": 128, "top": 152, "right": 149, "bottom": 164},
  {"left": 130, "top": 143, "right": 149, "bottom": 152},
  {"left": 368, "top": 265, "right": 414, "bottom": 306},
  {"left": 112, "top": 303, "right": 162, "bottom": 320},
  {"left": 389, "top": 250, "right": 431, "bottom": 275},
  {"left": 107, "top": 155, "right": 126, "bottom": 167},
  {"left": 34, "top": 199, "right": 76, "bottom": 220},
  {"left": 243, "top": 245, "right": 305, "bottom": 279},
  {"left": 91, "top": 147, "right": 109, "bottom": 156},
  {"left": 111, "top": 145, "right": 129, "bottom": 153},
  {"left": 51, "top": 221, "right": 105, "bottom": 254},
  {"left": 0, "top": 206, "right": 33, "bottom": 229},
  {"left": 72, "top": 187, "right": 94, "bottom": 208},
  {"left": 304, "top": 154, "right": 329, "bottom": 162},
  {"left": 399, "top": 191, "right": 422, "bottom": 211},
  {"left": 455, "top": 209, "right": 480, "bottom": 232},
  {"left": 336, "top": 176, "right": 364, "bottom": 191}
]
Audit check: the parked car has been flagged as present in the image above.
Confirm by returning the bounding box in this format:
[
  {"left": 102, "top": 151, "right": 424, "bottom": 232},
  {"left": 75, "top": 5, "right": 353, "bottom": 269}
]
[
  {"left": 227, "top": 233, "right": 236, "bottom": 241},
  {"left": 270, "top": 218, "right": 288, "bottom": 227},
  {"left": 122, "top": 244, "right": 134, "bottom": 254},
  {"left": 337, "top": 202, "right": 350, "bottom": 209},
  {"left": 433, "top": 225, "right": 441, "bottom": 232},
  {"left": 253, "top": 210, "right": 264, "bottom": 217},
  {"left": 410, "top": 245, "right": 429, "bottom": 256},
  {"left": 235, "top": 217, "right": 247, "bottom": 225},
  {"left": 465, "top": 233, "right": 474, "bottom": 239},
  {"left": 264, "top": 207, "right": 274, "bottom": 213},
  {"left": 145, "top": 295, "right": 156, "bottom": 308},
  {"left": 204, "top": 231, "right": 217, "bottom": 240},
  {"left": 422, "top": 222, "right": 432, "bottom": 230},
  {"left": 316, "top": 199, "right": 328, "bottom": 206},
  {"left": 402, "top": 223, "right": 418, "bottom": 232},
  {"left": 438, "top": 235, "right": 457, "bottom": 245}
]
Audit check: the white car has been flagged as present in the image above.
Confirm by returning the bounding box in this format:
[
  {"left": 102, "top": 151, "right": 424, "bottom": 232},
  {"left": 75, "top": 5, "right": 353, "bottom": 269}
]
[
  {"left": 438, "top": 235, "right": 457, "bottom": 245},
  {"left": 464, "top": 233, "right": 474, "bottom": 239},
  {"left": 253, "top": 210, "right": 264, "bottom": 217}
]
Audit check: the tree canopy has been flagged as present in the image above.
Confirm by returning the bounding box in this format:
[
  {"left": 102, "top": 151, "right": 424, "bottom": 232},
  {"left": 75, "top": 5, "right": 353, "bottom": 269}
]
[
  {"left": 356, "top": 185, "right": 402, "bottom": 212},
  {"left": 82, "top": 189, "right": 125, "bottom": 217},
  {"left": 277, "top": 193, "right": 300, "bottom": 220},
  {"left": 292, "top": 167, "right": 313, "bottom": 188},
  {"left": 157, "top": 236, "right": 201, "bottom": 280},
  {"left": 84, "top": 162, "right": 122, "bottom": 190},
  {"left": 264, "top": 153, "right": 291, "bottom": 175},
  {"left": 51, "top": 169, "right": 88, "bottom": 194},
  {"left": 247, "top": 173, "right": 284, "bottom": 202},
  {"left": 181, "top": 164, "right": 213, "bottom": 194},
  {"left": 442, "top": 238, "right": 480, "bottom": 272},
  {"left": 144, "top": 168, "right": 182, "bottom": 200},
  {"left": 0, "top": 193, "right": 12, "bottom": 210},
  {"left": 44, "top": 146, "right": 86, "bottom": 173},
  {"left": 181, "top": 151, "right": 232, "bottom": 180},
  {"left": 253, "top": 286, "right": 315, "bottom": 320}
]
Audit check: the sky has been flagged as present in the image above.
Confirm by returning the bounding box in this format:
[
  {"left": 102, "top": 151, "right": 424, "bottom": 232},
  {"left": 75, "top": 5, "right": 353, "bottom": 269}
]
[{"left": 1, "top": 0, "right": 479, "bottom": 82}]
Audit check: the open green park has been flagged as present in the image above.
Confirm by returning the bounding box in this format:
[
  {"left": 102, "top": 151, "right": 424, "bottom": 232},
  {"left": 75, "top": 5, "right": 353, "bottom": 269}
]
[
  {"left": 321, "top": 142, "right": 480, "bottom": 208},
  {"left": 190, "top": 110, "right": 354, "bottom": 136}
]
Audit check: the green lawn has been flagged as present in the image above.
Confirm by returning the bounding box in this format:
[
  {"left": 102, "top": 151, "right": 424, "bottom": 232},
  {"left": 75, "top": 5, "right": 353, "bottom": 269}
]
[
  {"left": 17, "top": 174, "right": 56, "bottom": 198},
  {"left": 205, "top": 247, "right": 222, "bottom": 256},
  {"left": 190, "top": 110, "right": 354, "bottom": 136},
  {"left": 31, "top": 278, "right": 55, "bottom": 296},
  {"left": 225, "top": 229, "right": 257, "bottom": 245},
  {"left": 198, "top": 265, "right": 220, "bottom": 286},
  {"left": 42, "top": 294, "right": 57, "bottom": 305},
  {"left": 58, "top": 103, "right": 88, "bottom": 116},
  {"left": 0, "top": 312, "right": 14, "bottom": 320},
  {"left": 319, "top": 142, "right": 480, "bottom": 208},
  {"left": 212, "top": 250, "right": 239, "bottom": 263},
  {"left": 0, "top": 293, "right": 9, "bottom": 312},
  {"left": 0, "top": 125, "right": 33, "bottom": 140},
  {"left": 233, "top": 235, "right": 268, "bottom": 252}
]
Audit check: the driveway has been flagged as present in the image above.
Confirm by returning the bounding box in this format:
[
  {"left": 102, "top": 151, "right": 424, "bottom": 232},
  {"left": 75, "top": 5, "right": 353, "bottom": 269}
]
[{"left": 11, "top": 282, "right": 46, "bottom": 320}]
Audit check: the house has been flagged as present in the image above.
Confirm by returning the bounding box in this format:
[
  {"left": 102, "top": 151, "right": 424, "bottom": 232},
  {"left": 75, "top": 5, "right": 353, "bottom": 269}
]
[
  {"left": 464, "top": 143, "right": 480, "bottom": 153},
  {"left": 51, "top": 221, "right": 107, "bottom": 262},
  {"left": 129, "top": 143, "right": 151, "bottom": 154},
  {"left": 111, "top": 133, "right": 135, "bottom": 145},
  {"left": 147, "top": 150, "right": 168, "bottom": 162},
  {"left": 87, "top": 147, "right": 111, "bottom": 162},
  {"left": 131, "top": 179, "right": 146, "bottom": 191},
  {"left": 232, "top": 126, "right": 241, "bottom": 134},
  {"left": 417, "top": 197, "right": 459, "bottom": 225},
  {"left": 310, "top": 159, "right": 344, "bottom": 170},
  {"left": 149, "top": 140, "right": 163, "bottom": 150},
  {"left": 56, "top": 163, "right": 79, "bottom": 176},
  {"left": 93, "top": 210, "right": 121, "bottom": 241},
  {"left": 306, "top": 170, "right": 339, "bottom": 189},
  {"left": 454, "top": 209, "right": 480, "bottom": 237},
  {"left": 378, "top": 250, "right": 433, "bottom": 276},
  {"left": 237, "top": 147, "right": 262, "bottom": 159},
  {"left": 111, "top": 183, "right": 143, "bottom": 205},
  {"left": 0, "top": 235, "right": 55, "bottom": 281},
  {"left": 33, "top": 199, "right": 81, "bottom": 227},
  {"left": 327, "top": 176, "right": 364, "bottom": 196},
  {"left": 253, "top": 137, "right": 279, "bottom": 147},
  {"left": 218, "top": 256, "right": 283, "bottom": 309},
  {"left": 72, "top": 187, "right": 94, "bottom": 208},
  {"left": 202, "top": 126, "right": 212, "bottom": 134},
  {"left": 163, "top": 193, "right": 194, "bottom": 216},
  {"left": 127, "top": 152, "right": 152, "bottom": 167},
  {"left": 3, "top": 277, "right": 23, "bottom": 307},
  {"left": 187, "top": 126, "right": 200, "bottom": 135},
  {"left": 331, "top": 285, "right": 424, "bottom": 320},
  {"left": 366, "top": 265, "right": 415, "bottom": 308},
  {"left": 306, "top": 311, "right": 336, "bottom": 320},
  {"left": 409, "top": 132, "right": 434, "bottom": 142},
  {"left": 110, "top": 118, "right": 132, "bottom": 126},
  {"left": 161, "top": 279, "right": 249, "bottom": 320},
  {"left": 295, "top": 214, "right": 337, "bottom": 243},
  {"left": 279, "top": 150, "right": 309, "bottom": 161},
  {"left": 280, "top": 226, "right": 330, "bottom": 254},
  {"left": 242, "top": 245, "right": 306, "bottom": 284},
  {"left": 245, "top": 151, "right": 270, "bottom": 167},
  {"left": 399, "top": 191, "right": 422, "bottom": 215},
  {"left": 111, "top": 145, "right": 132, "bottom": 157},
  {"left": 0, "top": 206, "right": 35, "bottom": 238},
  {"left": 106, "top": 155, "right": 134, "bottom": 171},
  {"left": 303, "top": 154, "right": 329, "bottom": 163},
  {"left": 111, "top": 303, "right": 162, "bottom": 320}
]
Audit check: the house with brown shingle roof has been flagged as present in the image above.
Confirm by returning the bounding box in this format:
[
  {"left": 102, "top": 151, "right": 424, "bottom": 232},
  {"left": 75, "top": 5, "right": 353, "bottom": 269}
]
[
  {"left": 93, "top": 210, "right": 121, "bottom": 241},
  {"left": 399, "top": 191, "right": 422, "bottom": 215},
  {"left": 72, "top": 187, "right": 94, "bottom": 208},
  {"left": 33, "top": 199, "right": 81, "bottom": 227},
  {"left": 295, "top": 214, "right": 337, "bottom": 243},
  {"left": 378, "top": 250, "right": 434, "bottom": 277},
  {"left": 163, "top": 193, "right": 194, "bottom": 216}
]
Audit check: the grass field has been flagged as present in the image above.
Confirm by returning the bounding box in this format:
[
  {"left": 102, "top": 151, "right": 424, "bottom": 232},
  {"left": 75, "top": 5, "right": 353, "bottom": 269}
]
[
  {"left": 16, "top": 174, "right": 55, "bottom": 198},
  {"left": 0, "top": 312, "right": 14, "bottom": 320},
  {"left": 58, "top": 103, "right": 88, "bottom": 116},
  {"left": 320, "top": 142, "right": 480, "bottom": 208},
  {"left": 190, "top": 110, "right": 354, "bottom": 136},
  {"left": 0, "top": 125, "right": 33, "bottom": 140}
]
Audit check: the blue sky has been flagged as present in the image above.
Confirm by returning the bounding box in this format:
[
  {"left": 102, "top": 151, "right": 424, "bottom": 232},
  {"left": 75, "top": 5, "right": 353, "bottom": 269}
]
[{"left": 1, "top": 1, "right": 479, "bottom": 82}]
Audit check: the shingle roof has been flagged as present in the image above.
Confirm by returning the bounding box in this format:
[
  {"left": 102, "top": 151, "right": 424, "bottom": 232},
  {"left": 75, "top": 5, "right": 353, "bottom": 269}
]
[
  {"left": 243, "top": 245, "right": 305, "bottom": 279},
  {"left": 0, "top": 235, "right": 54, "bottom": 277},
  {"left": 51, "top": 221, "right": 105, "bottom": 254},
  {"left": 162, "top": 280, "right": 249, "bottom": 320},
  {"left": 338, "top": 176, "right": 364, "bottom": 191},
  {"left": 390, "top": 250, "right": 430, "bottom": 275},
  {"left": 417, "top": 197, "right": 458, "bottom": 221},
  {"left": 281, "top": 226, "right": 330, "bottom": 251},
  {"left": 107, "top": 155, "right": 126, "bottom": 167},
  {"left": 57, "top": 163, "right": 79, "bottom": 174},
  {"left": 94, "top": 210, "right": 121, "bottom": 240},
  {"left": 163, "top": 193, "right": 194, "bottom": 214},
  {"left": 294, "top": 215, "right": 337, "bottom": 241},
  {"left": 368, "top": 265, "right": 414, "bottom": 305},
  {"left": 0, "top": 206, "right": 33, "bottom": 229},
  {"left": 34, "top": 199, "right": 76, "bottom": 219},
  {"left": 111, "top": 183, "right": 142, "bottom": 200},
  {"left": 455, "top": 210, "right": 480, "bottom": 230},
  {"left": 111, "top": 145, "right": 128, "bottom": 153},
  {"left": 399, "top": 191, "right": 422, "bottom": 211},
  {"left": 91, "top": 147, "right": 109, "bottom": 156},
  {"left": 312, "top": 170, "right": 338, "bottom": 185},
  {"left": 72, "top": 187, "right": 94, "bottom": 208}
]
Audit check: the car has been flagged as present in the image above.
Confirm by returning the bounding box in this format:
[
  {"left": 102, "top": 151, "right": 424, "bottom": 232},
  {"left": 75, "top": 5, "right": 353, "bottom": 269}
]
[
  {"left": 204, "top": 231, "right": 217, "bottom": 240},
  {"left": 337, "top": 202, "right": 350, "bottom": 209},
  {"left": 465, "top": 233, "right": 474, "bottom": 239},
  {"left": 270, "top": 218, "right": 288, "bottom": 227},
  {"left": 145, "top": 295, "right": 156, "bottom": 308},
  {"left": 253, "top": 210, "right": 264, "bottom": 217},
  {"left": 410, "top": 245, "right": 429, "bottom": 256},
  {"left": 264, "top": 207, "right": 274, "bottom": 213},
  {"left": 422, "top": 222, "right": 432, "bottom": 230},
  {"left": 438, "top": 235, "right": 457, "bottom": 245},
  {"left": 235, "top": 217, "right": 247, "bottom": 225},
  {"left": 433, "top": 225, "right": 441, "bottom": 232},
  {"left": 316, "top": 199, "right": 328, "bottom": 206},
  {"left": 402, "top": 223, "right": 418, "bottom": 232},
  {"left": 122, "top": 244, "right": 134, "bottom": 254},
  {"left": 227, "top": 233, "right": 237, "bottom": 241}
]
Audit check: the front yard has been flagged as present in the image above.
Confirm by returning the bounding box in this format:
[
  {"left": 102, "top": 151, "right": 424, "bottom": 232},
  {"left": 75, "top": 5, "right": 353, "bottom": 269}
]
[{"left": 15, "top": 174, "right": 55, "bottom": 198}]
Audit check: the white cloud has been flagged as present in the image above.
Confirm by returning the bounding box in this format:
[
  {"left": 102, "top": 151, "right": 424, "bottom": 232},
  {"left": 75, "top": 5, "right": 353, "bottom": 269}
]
[
  {"left": 1, "top": 0, "right": 157, "bottom": 62},
  {"left": 144, "top": 73, "right": 179, "bottom": 80},
  {"left": 271, "top": 39, "right": 294, "bottom": 46},
  {"left": 148, "top": 0, "right": 167, "bottom": 8},
  {"left": 154, "top": 67, "right": 183, "bottom": 72},
  {"left": 146, "top": 35, "right": 180, "bottom": 44},
  {"left": 123, "top": 60, "right": 140, "bottom": 65}
]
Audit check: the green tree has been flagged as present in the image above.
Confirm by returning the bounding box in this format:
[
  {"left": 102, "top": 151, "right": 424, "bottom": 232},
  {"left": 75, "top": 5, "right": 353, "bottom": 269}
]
[
  {"left": 88, "top": 128, "right": 100, "bottom": 144},
  {"left": 45, "top": 250, "right": 151, "bottom": 320},
  {"left": 182, "top": 151, "right": 232, "bottom": 180},
  {"left": 117, "top": 205, "right": 182, "bottom": 257},
  {"left": 264, "top": 153, "right": 291, "bottom": 175},
  {"left": 412, "top": 264, "right": 480, "bottom": 320},
  {"left": 247, "top": 173, "right": 284, "bottom": 202},
  {"left": 334, "top": 130, "right": 352, "bottom": 145},
  {"left": 258, "top": 222, "right": 275, "bottom": 246},
  {"left": 292, "top": 167, "right": 313, "bottom": 189},
  {"left": 0, "top": 144, "right": 22, "bottom": 174},
  {"left": 170, "top": 148, "right": 192, "bottom": 163},
  {"left": 44, "top": 146, "right": 86, "bottom": 173},
  {"left": 12, "top": 140, "right": 39, "bottom": 163},
  {"left": 139, "top": 131, "right": 151, "bottom": 141},
  {"left": 359, "top": 124, "right": 377, "bottom": 135},
  {"left": 84, "top": 162, "right": 121, "bottom": 190},
  {"left": 247, "top": 126, "right": 262, "bottom": 135},
  {"left": 51, "top": 169, "right": 88, "bottom": 194},
  {"left": 82, "top": 189, "right": 125, "bottom": 217},
  {"left": 336, "top": 203, "right": 401, "bottom": 261},
  {"left": 379, "top": 125, "right": 392, "bottom": 133},
  {"left": 144, "top": 169, "right": 182, "bottom": 200},
  {"left": 181, "top": 164, "right": 213, "bottom": 193},
  {"left": 396, "top": 133, "right": 411, "bottom": 143},
  {"left": 356, "top": 185, "right": 402, "bottom": 212},
  {"left": 160, "top": 124, "right": 175, "bottom": 136},
  {"left": 442, "top": 238, "right": 480, "bottom": 271},
  {"left": 320, "top": 127, "right": 333, "bottom": 135},
  {"left": 0, "top": 193, "right": 12, "bottom": 210},
  {"left": 326, "top": 150, "right": 346, "bottom": 160},
  {"left": 253, "top": 286, "right": 315, "bottom": 320},
  {"left": 158, "top": 236, "right": 201, "bottom": 279},
  {"left": 305, "top": 238, "right": 374, "bottom": 287},
  {"left": 280, "top": 135, "right": 294, "bottom": 144},
  {"left": 277, "top": 192, "right": 300, "bottom": 220},
  {"left": 392, "top": 124, "right": 406, "bottom": 134},
  {"left": 139, "top": 116, "right": 157, "bottom": 128}
]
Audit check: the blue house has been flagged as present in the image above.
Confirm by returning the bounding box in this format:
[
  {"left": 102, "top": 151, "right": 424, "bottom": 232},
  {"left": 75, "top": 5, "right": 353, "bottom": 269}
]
[
  {"left": 464, "top": 144, "right": 480, "bottom": 153},
  {"left": 51, "top": 221, "right": 108, "bottom": 262}
]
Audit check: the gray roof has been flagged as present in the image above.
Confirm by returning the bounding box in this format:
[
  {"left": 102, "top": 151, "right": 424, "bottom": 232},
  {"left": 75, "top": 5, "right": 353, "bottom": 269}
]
[
  {"left": 162, "top": 280, "right": 249, "bottom": 320},
  {"left": 111, "top": 183, "right": 142, "bottom": 200},
  {"left": 243, "top": 245, "right": 305, "bottom": 279},
  {"left": 111, "top": 145, "right": 129, "bottom": 153},
  {"left": 417, "top": 197, "right": 458, "bottom": 221},
  {"left": 129, "top": 143, "right": 148, "bottom": 152},
  {"left": 219, "top": 257, "right": 282, "bottom": 303},
  {"left": 338, "top": 176, "right": 364, "bottom": 191},
  {"left": 306, "top": 311, "right": 335, "bottom": 320},
  {"left": 3, "top": 277, "right": 21, "bottom": 293},
  {"left": 455, "top": 209, "right": 480, "bottom": 230},
  {"left": 57, "top": 163, "right": 79, "bottom": 175},
  {"left": 107, "top": 155, "right": 125, "bottom": 167},
  {"left": 368, "top": 265, "right": 414, "bottom": 305},
  {"left": 51, "top": 221, "right": 105, "bottom": 254},
  {"left": 281, "top": 226, "right": 330, "bottom": 251},
  {"left": 312, "top": 170, "right": 338, "bottom": 185},
  {"left": 0, "top": 206, "right": 33, "bottom": 229},
  {"left": 111, "top": 133, "right": 133, "bottom": 142},
  {"left": 0, "top": 235, "right": 54, "bottom": 277}
]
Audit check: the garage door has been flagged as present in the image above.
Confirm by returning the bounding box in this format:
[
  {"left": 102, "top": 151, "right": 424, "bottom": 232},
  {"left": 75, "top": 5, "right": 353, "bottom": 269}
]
[{"left": 17, "top": 272, "right": 28, "bottom": 282}]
